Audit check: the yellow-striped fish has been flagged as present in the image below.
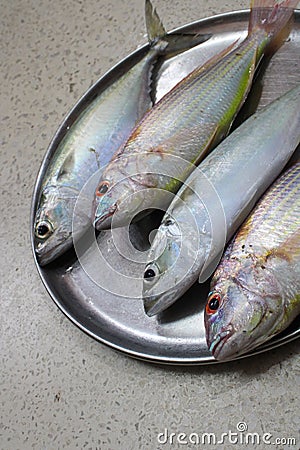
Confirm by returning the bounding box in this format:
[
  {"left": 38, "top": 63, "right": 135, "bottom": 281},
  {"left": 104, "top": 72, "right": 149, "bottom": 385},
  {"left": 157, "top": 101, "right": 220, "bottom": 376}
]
[
  {"left": 93, "top": 0, "right": 298, "bottom": 230},
  {"left": 205, "top": 162, "right": 300, "bottom": 360}
]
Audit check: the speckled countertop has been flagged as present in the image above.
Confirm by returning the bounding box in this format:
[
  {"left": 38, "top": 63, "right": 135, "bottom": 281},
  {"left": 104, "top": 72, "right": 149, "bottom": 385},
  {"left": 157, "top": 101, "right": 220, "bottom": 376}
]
[{"left": 1, "top": 0, "right": 299, "bottom": 449}]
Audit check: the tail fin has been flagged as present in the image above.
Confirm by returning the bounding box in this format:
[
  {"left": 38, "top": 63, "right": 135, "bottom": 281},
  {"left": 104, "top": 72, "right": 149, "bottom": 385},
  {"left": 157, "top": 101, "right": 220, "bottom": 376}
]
[
  {"left": 145, "top": 0, "right": 211, "bottom": 54},
  {"left": 145, "top": 0, "right": 166, "bottom": 42},
  {"left": 249, "top": 0, "right": 298, "bottom": 52}
]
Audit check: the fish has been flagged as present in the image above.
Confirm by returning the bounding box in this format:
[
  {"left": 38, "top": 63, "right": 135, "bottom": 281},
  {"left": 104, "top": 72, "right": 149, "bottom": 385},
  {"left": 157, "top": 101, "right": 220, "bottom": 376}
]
[
  {"left": 142, "top": 84, "right": 300, "bottom": 316},
  {"left": 205, "top": 161, "right": 300, "bottom": 360},
  {"left": 93, "top": 0, "right": 298, "bottom": 231},
  {"left": 33, "top": 0, "right": 211, "bottom": 266}
]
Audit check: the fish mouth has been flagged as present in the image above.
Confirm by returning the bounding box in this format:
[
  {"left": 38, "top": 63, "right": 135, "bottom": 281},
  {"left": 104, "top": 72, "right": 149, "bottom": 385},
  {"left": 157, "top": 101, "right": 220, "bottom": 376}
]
[
  {"left": 209, "top": 325, "right": 234, "bottom": 360},
  {"left": 35, "top": 240, "right": 63, "bottom": 266},
  {"left": 34, "top": 230, "right": 73, "bottom": 266},
  {"left": 143, "top": 289, "right": 177, "bottom": 317},
  {"left": 143, "top": 295, "right": 161, "bottom": 317}
]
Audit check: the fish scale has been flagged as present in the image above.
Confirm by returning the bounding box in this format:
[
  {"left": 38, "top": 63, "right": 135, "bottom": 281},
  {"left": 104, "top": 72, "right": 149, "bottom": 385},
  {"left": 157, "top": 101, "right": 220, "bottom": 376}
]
[
  {"left": 94, "top": 0, "right": 298, "bottom": 230},
  {"left": 236, "top": 164, "right": 300, "bottom": 254},
  {"left": 205, "top": 162, "right": 300, "bottom": 359},
  {"left": 124, "top": 33, "right": 262, "bottom": 162}
]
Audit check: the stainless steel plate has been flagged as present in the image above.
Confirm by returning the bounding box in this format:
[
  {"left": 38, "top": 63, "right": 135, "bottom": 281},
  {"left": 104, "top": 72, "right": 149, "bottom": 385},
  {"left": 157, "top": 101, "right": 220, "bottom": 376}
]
[{"left": 31, "top": 10, "right": 300, "bottom": 365}]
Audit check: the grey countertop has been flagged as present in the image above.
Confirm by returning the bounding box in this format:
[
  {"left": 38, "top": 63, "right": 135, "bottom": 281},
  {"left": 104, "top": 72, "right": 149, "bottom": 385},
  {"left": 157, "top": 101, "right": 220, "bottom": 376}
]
[{"left": 1, "top": 0, "right": 299, "bottom": 448}]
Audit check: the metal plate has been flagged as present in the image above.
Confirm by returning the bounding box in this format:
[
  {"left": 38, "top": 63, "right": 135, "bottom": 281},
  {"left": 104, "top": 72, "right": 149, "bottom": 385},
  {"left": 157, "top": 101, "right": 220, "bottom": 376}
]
[{"left": 31, "top": 10, "right": 300, "bottom": 365}]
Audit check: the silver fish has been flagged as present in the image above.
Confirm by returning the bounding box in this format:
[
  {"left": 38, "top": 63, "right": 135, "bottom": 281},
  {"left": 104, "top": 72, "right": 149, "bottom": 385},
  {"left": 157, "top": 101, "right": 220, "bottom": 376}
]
[
  {"left": 143, "top": 84, "right": 300, "bottom": 316},
  {"left": 205, "top": 161, "right": 300, "bottom": 360},
  {"left": 93, "top": 0, "right": 298, "bottom": 231},
  {"left": 33, "top": 0, "right": 211, "bottom": 265}
]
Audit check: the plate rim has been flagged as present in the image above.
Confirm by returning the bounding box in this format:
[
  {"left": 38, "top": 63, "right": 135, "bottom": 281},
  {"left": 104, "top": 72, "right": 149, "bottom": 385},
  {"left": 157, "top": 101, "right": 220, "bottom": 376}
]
[{"left": 31, "top": 8, "right": 300, "bottom": 366}]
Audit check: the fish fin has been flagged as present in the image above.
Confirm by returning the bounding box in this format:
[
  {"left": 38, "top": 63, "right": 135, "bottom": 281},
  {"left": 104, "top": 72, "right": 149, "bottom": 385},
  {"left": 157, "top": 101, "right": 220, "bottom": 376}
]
[
  {"left": 145, "top": 0, "right": 211, "bottom": 54},
  {"left": 57, "top": 152, "right": 75, "bottom": 179},
  {"left": 248, "top": 0, "right": 297, "bottom": 54},
  {"left": 266, "top": 229, "right": 300, "bottom": 262},
  {"left": 145, "top": 0, "right": 166, "bottom": 42}
]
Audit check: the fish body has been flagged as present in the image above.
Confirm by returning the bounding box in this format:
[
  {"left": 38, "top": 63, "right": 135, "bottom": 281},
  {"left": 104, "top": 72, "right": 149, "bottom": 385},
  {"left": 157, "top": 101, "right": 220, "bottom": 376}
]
[
  {"left": 142, "top": 84, "right": 300, "bottom": 316},
  {"left": 34, "top": 0, "right": 211, "bottom": 265},
  {"left": 205, "top": 162, "right": 300, "bottom": 360},
  {"left": 34, "top": 50, "right": 158, "bottom": 265},
  {"left": 94, "top": 0, "right": 298, "bottom": 230}
]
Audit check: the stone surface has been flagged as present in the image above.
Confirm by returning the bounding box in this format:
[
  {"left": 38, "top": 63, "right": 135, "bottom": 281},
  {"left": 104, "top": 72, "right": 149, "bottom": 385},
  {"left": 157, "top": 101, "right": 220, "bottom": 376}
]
[{"left": 0, "top": 0, "right": 299, "bottom": 449}]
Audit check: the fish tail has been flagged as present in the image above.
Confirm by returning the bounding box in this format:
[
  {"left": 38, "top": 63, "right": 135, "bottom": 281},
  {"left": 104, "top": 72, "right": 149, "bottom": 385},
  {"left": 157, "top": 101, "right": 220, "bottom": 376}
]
[
  {"left": 248, "top": 0, "right": 297, "bottom": 53},
  {"left": 145, "top": 0, "right": 166, "bottom": 42},
  {"left": 145, "top": 0, "right": 211, "bottom": 54}
]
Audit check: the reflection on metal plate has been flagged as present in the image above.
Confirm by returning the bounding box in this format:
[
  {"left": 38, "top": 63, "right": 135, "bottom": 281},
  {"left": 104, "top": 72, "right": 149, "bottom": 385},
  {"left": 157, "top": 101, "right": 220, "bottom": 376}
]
[{"left": 31, "top": 10, "right": 300, "bottom": 365}]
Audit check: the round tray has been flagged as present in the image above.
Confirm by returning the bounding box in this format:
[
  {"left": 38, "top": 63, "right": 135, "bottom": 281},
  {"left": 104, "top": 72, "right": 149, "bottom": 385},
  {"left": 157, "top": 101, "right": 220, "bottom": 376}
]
[{"left": 31, "top": 9, "right": 300, "bottom": 365}]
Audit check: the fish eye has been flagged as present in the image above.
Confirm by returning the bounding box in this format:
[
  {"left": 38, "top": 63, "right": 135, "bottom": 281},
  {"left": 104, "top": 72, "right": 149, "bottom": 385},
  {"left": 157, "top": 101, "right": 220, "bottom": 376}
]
[
  {"left": 35, "top": 220, "right": 53, "bottom": 240},
  {"left": 164, "top": 218, "right": 173, "bottom": 227},
  {"left": 206, "top": 292, "right": 221, "bottom": 315},
  {"left": 144, "top": 268, "right": 156, "bottom": 279},
  {"left": 143, "top": 264, "right": 159, "bottom": 282},
  {"left": 96, "top": 180, "right": 110, "bottom": 197}
]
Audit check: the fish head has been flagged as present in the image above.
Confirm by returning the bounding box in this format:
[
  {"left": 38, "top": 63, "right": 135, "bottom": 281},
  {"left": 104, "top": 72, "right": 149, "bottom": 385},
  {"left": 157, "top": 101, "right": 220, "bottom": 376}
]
[
  {"left": 143, "top": 215, "right": 182, "bottom": 316},
  {"left": 205, "top": 261, "right": 283, "bottom": 360},
  {"left": 93, "top": 175, "right": 120, "bottom": 229},
  {"left": 143, "top": 207, "right": 202, "bottom": 316},
  {"left": 93, "top": 173, "right": 146, "bottom": 230},
  {"left": 34, "top": 184, "right": 81, "bottom": 265},
  {"left": 93, "top": 155, "right": 160, "bottom": 230}
]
